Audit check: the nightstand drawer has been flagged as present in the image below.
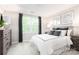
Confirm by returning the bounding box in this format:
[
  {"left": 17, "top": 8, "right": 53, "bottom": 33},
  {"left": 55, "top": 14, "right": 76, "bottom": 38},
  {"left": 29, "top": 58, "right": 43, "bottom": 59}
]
[
  {"left": 71, "top": 35, "right": 79, "bottom": 51},
  {"left": 74, "top": 46, "right": 79, "bottom": 51},
  {"left": 72, "top": 40, "right": 79, "bottom": 44}
]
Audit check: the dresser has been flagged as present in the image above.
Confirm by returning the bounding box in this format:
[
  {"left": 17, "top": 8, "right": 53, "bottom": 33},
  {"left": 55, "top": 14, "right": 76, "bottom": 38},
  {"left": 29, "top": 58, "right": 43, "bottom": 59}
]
[
  {"left": 71, "top": 35, "right": 79, "bottom": 51},
  {"left": 0, "top": 24, "right": 11, "bottom": 55}
]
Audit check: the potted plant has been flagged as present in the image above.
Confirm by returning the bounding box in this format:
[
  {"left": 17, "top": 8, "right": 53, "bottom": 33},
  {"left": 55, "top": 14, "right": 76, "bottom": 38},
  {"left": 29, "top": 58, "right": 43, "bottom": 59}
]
[
  {"left": 0, "top": 14, "right": 5, "bottom": 27},
  {"left": 0, "top": 19, "right": 5, "bottom": 27}
]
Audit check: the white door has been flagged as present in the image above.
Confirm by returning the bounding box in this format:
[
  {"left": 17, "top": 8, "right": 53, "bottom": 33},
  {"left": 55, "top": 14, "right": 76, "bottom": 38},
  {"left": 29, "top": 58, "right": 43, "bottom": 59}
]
[{"left": 22, "top": 15, "right": 39, "bottom": 42}]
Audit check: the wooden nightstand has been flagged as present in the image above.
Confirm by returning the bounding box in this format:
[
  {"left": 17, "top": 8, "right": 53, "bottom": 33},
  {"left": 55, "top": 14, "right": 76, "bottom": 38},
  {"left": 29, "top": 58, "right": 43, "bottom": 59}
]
[{"left": 71, "top": 35, "right": 79, "bottom": 51}]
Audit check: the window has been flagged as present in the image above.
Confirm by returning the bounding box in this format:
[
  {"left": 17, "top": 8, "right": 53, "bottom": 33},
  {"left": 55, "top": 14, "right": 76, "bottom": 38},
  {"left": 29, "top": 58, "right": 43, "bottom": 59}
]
[{"left": 22, "top": 15, "right": 38, "bottom": 33}]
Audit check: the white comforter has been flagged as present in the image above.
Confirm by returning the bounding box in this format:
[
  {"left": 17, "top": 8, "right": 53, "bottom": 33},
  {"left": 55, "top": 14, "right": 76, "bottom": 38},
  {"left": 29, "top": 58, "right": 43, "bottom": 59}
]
[{"left": 30, "top": 34, "right": 73, "bottom": 55}]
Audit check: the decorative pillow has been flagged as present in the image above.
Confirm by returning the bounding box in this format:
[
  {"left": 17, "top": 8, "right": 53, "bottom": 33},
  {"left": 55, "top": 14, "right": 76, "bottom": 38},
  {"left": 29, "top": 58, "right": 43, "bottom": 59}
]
[
  {"left": 52, "top": 27, "right": 68, "bottom": 36},
  {"left": 53, "top": 31, "right": 61, "bottom": 36},
  {"left": 48, "top": 31, "right": 55, "bottom": 35},
  {"left": 67, "top": 29, "right": 72, "bottom": 36},
  {"left": 45, "top": 32, "right": 48, "bottom": 34}
]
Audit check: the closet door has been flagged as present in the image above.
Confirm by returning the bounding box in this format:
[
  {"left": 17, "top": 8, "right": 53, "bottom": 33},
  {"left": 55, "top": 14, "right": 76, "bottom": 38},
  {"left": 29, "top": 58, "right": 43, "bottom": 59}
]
[{"left": 22, "top": 15, "right": 39, "bottom": 41}]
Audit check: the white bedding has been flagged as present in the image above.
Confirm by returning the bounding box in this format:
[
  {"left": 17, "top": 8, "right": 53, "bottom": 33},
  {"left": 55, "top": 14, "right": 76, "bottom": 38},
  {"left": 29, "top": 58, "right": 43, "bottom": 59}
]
[{"left": 30, "top": 34, "right": 73, "bottom": 55}]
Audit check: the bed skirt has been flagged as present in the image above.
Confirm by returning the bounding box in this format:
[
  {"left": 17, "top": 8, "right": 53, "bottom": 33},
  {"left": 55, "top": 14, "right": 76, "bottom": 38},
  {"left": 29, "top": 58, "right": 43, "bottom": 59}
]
[{"left": 51, "top": 45, "right": 70, "bottom": 55}]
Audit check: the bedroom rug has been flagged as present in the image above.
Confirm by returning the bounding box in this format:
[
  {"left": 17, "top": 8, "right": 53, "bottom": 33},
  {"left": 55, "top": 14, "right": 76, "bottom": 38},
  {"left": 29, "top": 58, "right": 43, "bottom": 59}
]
[{"left": 7, "top": 41, "right": 79, "bottom": 55}]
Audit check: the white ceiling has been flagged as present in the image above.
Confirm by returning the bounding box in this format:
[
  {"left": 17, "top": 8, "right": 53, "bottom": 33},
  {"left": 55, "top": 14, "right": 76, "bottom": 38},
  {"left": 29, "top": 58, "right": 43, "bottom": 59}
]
[
  {"left": 0, "top": 4, "right": 77, "bottom": 17},
  {"left": 18, "top": 4, "right": 77, "bottom": 17}
]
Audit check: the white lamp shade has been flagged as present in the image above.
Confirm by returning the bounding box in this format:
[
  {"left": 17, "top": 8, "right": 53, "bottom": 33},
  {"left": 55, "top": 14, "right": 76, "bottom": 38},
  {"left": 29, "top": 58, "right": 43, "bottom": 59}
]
[{"left": 47, "top": 21, "right": 53, "bottom": 28}]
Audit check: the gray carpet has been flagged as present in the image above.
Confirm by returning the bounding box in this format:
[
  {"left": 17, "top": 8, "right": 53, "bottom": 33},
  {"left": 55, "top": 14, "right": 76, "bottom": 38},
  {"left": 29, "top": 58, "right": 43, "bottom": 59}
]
[
  {"left": 7, "top": 42, "right": 40, "bottom": 55},
  {"left": 61, "top": 49, "right": 79, "bottom": 55},
  {"left": 7, "top": 42, "right": 79, "bottom": 55}
]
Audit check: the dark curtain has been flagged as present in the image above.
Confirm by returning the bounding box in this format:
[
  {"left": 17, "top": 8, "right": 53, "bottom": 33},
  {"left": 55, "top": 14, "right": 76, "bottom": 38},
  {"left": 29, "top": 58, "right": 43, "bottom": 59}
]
[
  {"left": 38, "top": 16, "right": 42, "bottom": 34},
  {"left": 19, "top": 13, "right": 23, "bottom": 42},
  {"left": 18, "top": 14, "right": 42, "bottom": 42}
]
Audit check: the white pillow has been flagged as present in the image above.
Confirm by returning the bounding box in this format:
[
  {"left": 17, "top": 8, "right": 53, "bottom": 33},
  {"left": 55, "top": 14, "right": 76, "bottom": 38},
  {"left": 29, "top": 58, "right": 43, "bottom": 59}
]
[
  {"left": 60, "top": 30, "right": 67, "bottom": 36},
  {"left": 67, "top": 30, "right": 72, "bottom": 36}
]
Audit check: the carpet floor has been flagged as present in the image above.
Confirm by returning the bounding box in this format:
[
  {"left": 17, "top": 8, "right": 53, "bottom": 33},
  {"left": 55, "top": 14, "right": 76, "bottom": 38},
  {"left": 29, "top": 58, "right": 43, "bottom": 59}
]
[{"left": 7, "top": 42, "right": 79, "bottom": 55}]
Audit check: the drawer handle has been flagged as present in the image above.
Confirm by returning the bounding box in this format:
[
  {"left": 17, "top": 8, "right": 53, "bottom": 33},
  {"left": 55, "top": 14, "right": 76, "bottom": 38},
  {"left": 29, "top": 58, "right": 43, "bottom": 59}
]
[
  {"left": 6, "top": 38, "right": 8, "bottom": 40},
  {"left": 4, "top": 38, "right": 8, "bottom": 42},
  {"left": 5, "top": 33, "right": 7, "bottom": 35}
]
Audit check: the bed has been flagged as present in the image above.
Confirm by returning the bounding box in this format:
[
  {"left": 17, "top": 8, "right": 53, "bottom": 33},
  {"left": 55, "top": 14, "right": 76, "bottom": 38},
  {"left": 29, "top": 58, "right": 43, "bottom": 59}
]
[{"left": 30, "top": 27, "right": 73, "bottom": 55}]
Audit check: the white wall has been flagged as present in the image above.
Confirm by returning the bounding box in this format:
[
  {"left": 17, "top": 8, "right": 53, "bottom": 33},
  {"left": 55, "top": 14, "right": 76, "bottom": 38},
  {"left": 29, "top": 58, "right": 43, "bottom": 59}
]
[
  {"left": 72, "top": 6, "right": 79, "bottom": 35},
  {"left": 0, "top": 5, "right": 20, "bottom": 44},
  {"left": 3, "top": 12, "right": 19, "bottom": 44},
  {"left": 42, "top": 17, "right": 51, "bottom": 33}
]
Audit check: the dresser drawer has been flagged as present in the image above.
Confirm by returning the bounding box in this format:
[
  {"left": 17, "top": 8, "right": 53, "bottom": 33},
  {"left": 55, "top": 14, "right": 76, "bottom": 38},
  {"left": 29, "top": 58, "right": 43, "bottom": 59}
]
[
  {"left": 0, "top": 45, "right": 3, "bottom": 54},
  {"left": 3, "top": 31, "right": 10, "bottom": 44},
  {"left": 3, "top": 30, "right": 10, "bottom": 38},
  {"left": 3, "top": 39, "right": 10, "bottom": 49},
  {"left": 0, "top": 46, "right": 2, "bottom": 51},
  {"left": 0, "top": 31, "right": 3, "bottom": 38},
  {"left": 0, "top": 34, "right": 3, "bottom": 37},
  {"left": 3, "top": 36, "right": 10, "bottom": 42},
  {"left": 3, "top": 42, "right": 10, "bottom": 55}
]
